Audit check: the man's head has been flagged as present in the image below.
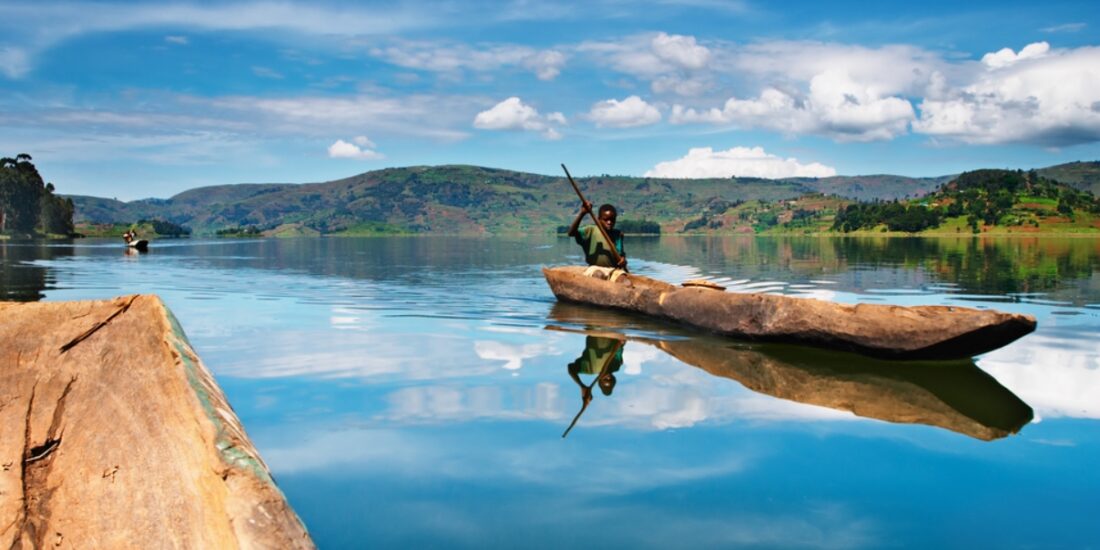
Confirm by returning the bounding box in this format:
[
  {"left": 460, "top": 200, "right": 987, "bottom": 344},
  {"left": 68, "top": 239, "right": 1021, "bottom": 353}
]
[
  {"left": 597, "top": 204, "right": 617, "bottom": 231},
  {"left": 598, "top": 373, "right": 617, "bottom": 396}
]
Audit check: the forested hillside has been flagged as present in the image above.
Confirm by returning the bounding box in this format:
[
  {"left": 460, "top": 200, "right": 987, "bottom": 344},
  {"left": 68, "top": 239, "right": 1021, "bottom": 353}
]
[
  {"left": 65, "top": 162, "right": 1100, "bottom": 236},
  {"left": 831, "top": 169, "right": 1100, "bottom": 234},
  {"left": 71, "top": 166, "right": 817, "bottom": 235}
]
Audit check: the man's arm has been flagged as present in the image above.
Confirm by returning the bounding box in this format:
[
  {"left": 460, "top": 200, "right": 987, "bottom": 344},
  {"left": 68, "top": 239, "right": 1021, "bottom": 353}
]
[{"left": 566, "top": 200, "right": 592, "bottom": 237}]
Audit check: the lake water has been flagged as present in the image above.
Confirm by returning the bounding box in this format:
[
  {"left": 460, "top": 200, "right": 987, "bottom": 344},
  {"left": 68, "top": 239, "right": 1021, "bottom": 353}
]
[{"left": 3, "top": 236, "right": 1099, "bottom": 548}]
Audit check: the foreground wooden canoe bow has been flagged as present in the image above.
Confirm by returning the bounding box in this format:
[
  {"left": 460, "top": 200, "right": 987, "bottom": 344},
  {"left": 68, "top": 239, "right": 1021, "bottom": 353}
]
[{"left": 542, "top": 265, "right": 1037, "bottom": 360}]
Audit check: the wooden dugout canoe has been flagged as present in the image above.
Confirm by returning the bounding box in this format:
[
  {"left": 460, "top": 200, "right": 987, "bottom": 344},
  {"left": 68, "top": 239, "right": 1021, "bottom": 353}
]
[
  {"left": 0, "top": 296, "right": 314, "bottom": 549},
  {"left": 542, "top": 265, "right": 1037, "bottom": 360}
]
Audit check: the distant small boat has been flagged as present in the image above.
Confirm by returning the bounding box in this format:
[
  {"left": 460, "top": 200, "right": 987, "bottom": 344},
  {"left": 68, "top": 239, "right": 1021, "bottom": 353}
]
[{"left": 542, "top": 265, "right": 1036, "bottom": 360}]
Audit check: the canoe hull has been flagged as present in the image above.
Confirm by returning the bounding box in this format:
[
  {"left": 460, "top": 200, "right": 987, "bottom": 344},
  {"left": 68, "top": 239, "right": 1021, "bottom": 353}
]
[{"left": 542, "top": 266, "right": 1036, "bottom": 360}]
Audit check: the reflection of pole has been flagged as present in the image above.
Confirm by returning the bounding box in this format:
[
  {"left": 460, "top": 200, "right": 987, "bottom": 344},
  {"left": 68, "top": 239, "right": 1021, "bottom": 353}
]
[
  {"left": 561, "top": 163, "right": 624, "bottom": 268},
  {"left": 562, "top": 338, "right": 625, "bottom": 438}
]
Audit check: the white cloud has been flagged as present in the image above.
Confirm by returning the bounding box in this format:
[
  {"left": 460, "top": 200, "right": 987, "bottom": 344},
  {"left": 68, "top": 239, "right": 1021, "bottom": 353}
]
[
  {"left": 580, "top": 32, "right": 710, "bottom": 78},
  {"left": 328, "top": 138, "right": 383, "bottom": 160},
  {"left": 651, "top": 32, "right": 710, "bottom": 70},
  {"left": 644, "top": 146, "right": 837, "bottom": 179},
  {"left": 981, "top": 41, "right": 1050, "bottom": 69},
  {"left": 474, "top": 339, "right": 556, "bottom": 371},
  {"left": 164, "top": 35, "right": 189, "bottom": 45},
  {"left": 729, "top": 41, "right": 947, "bottom": 97},
  {"left": 370, "top": 40, "right": 566, "bottom": 81},
  {"left": 588, "top": 96, "right": 662, "bottom": 128},
  {"left": 522, "top": 50, "right": 567, "bottom": 80},
  {"left": 978, "top": 330, "right": 1100, "bottom": 420},
  {"left": 671, "top": 71, "right": 916, "bottom": 142},
  {"left": 472, "top": 97, "right": 565, "bottom": 139},
  {"left": 914, "top": 44, "right": 1100, "bottom": 146}
]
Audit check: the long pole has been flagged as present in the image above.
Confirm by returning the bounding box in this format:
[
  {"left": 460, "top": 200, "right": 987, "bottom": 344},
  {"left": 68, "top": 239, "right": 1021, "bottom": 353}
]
[{"left": 561, "top": 163, "right": 624, "bottom": 268}]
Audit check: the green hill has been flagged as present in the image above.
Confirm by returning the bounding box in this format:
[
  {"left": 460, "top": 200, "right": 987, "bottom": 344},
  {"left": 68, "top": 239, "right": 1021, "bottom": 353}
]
[
  {"left": 66, "top": 163, "right": 1099, "bottom": 236},
  {"left": 71, "top": 165, "right": 820, "bottom": 235},
  {"left": 830, "top": 169, "right": 1100, "bottom": 235},
  {"left": 1038, "top": 161, "right": 1100, "bottom": 195}
]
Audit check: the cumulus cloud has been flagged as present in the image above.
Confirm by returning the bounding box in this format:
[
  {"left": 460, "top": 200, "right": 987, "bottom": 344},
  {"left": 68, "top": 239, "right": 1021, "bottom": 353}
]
[
  {"left": 328, "top": 137, "right": 383, "bottom": 160},
  {"left": 588, "top": 96, "right": 662, "bottom": 128},
  {"left": 914, "top": 43, "right": 1100, "bottom": 146},
  {"left": 473, "top": 97, "right": 565, "bottom": 139},
  {"left": 370, "top": 40, "right": 566, "bottom": 81},
  {"left": 644, "top": 146, "right": 837, "bottom": 179},
  {"left": 981, "top": 41, "right": 1050, "bottom": 69},
  {"left": 671, "top": 71, "right": 916, "bottom": 141}
]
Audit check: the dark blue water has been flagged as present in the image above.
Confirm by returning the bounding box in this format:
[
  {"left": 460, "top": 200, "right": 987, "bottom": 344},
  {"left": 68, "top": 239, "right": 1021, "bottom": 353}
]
[{"left": 3, "top": 236, "right": 1098, "bottom": 548}]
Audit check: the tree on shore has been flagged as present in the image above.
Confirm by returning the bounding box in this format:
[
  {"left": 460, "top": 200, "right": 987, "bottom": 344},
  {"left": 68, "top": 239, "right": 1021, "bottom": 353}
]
[{"left": 0, "top": 154, "right": 74, "bottom": 235}]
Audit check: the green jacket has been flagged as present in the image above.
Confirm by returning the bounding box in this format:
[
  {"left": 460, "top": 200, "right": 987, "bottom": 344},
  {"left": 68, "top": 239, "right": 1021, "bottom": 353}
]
[
  {"left": 574, "top": 225, "right": 624, "bottom": 267},
  {"left": 568, "top": 336, "right": 624, "bottom": 376}
]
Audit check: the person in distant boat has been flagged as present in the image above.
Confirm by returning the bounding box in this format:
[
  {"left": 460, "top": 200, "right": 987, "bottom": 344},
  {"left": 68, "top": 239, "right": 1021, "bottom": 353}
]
[{"left": 567, "top": 200, "right": 627, "bottom": 269}]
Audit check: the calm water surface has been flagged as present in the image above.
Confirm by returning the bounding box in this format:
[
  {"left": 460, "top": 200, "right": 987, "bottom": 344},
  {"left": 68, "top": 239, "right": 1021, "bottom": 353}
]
[{"left": 3, "top": 236, "right": 1099, "bottom": 548}]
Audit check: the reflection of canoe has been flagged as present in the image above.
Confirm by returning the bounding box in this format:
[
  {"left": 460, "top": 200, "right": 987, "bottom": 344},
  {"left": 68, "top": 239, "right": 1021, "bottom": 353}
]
[
  {"left": 547, "top": 303, "right": 1034, "bottom": 441},
  {"left": 656, "top": 339, "right": 1032, "bottom": 441},
  {"left": 543, "top": 266, "right": 1036, "bottom": 360}
]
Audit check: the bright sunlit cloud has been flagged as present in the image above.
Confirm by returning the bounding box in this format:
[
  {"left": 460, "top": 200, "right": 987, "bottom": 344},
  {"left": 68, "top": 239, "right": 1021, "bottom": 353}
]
[
  {"left": 472, "top": 97, "right": 566, "bottom": 139},
  {"left": 328, "top": 137, "right": 383, "bottom": 160},
  {"left": 588, "top": 96, "right": 662, "bottom": 128},
  {"left": 914, "top": 43, "right": 1100, "bottom": 146},
  {"left": 644, "top": 146, "right": 838, "bottom": 179}
]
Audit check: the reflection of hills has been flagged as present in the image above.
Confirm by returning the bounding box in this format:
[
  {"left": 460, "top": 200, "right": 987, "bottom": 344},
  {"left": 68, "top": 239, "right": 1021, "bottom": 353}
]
[
  {"left": 549, "top": 303, "right": 1033, "bottom": 441},
  {"left": 630, "top": 236, "right": 1100, "bottom": 304}
]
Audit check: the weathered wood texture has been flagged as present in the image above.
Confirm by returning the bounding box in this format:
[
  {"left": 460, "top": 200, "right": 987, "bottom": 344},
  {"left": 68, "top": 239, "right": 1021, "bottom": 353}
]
[
  {"left": 543, "top": 266, "right": 1037, "bottom": 360},
  {"left": 0, "top": 296, "right": 314, "bottom": 549}
]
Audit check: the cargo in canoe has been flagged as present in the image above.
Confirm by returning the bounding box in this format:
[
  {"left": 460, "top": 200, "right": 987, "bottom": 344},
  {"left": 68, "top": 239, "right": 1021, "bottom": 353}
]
[{"left": 542, "top": 265, "right": 1036, "bottom": 360}]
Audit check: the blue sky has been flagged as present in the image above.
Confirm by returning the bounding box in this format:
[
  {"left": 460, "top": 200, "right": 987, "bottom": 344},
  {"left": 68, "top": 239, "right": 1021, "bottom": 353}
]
[{"left": 2, "top": 1, "right": 1099, "bottom": 200}]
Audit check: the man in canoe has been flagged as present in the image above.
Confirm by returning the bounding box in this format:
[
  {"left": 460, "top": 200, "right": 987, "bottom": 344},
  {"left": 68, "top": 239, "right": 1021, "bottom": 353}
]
[{"left": 567, "top": 200, "right": 627, "bottom": 270}]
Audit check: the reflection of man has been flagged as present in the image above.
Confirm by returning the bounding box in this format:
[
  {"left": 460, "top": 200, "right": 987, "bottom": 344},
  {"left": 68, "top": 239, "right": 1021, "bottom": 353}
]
[
  {"left": 568, "top": 335, "right": 624, "bottom": 397},
  {"left": 563, "top": 336, "right": 625, "bottom": 438}
]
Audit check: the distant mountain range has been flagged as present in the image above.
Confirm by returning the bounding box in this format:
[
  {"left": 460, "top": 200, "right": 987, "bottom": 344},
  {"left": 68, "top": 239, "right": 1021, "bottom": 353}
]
[{"left": 66, "top": 161, "right": 1100, "bottom": 235}]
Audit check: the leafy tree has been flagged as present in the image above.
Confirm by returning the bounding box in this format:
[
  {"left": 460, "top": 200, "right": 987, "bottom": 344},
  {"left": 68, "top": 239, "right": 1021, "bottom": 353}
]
[
  {"left": 1, "top": 154, "right": 75, "bottom": 236},
  {"left": 1, "top": 154, "right": 46, "bottom": 233}
]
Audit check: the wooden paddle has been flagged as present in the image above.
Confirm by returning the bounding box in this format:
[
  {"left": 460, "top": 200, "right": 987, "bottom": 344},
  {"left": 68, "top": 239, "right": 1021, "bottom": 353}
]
[
  {"left": 561, "top": 337, "right": 626, "bottom": 438},
  {"left": 561, "top": 163, "right": 625, "bottom": 269}
]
